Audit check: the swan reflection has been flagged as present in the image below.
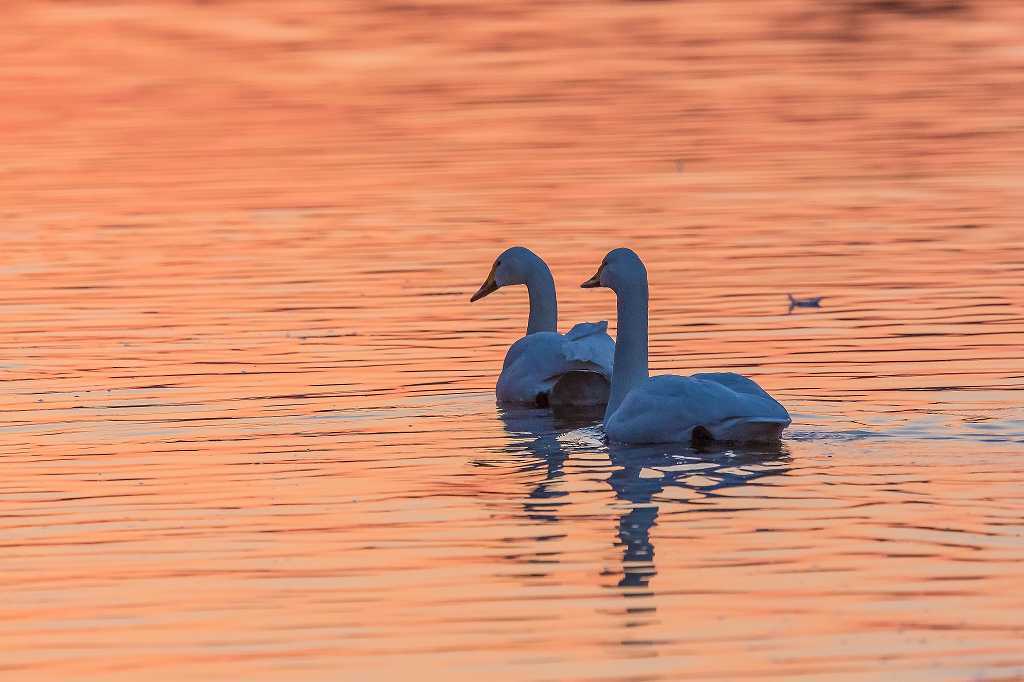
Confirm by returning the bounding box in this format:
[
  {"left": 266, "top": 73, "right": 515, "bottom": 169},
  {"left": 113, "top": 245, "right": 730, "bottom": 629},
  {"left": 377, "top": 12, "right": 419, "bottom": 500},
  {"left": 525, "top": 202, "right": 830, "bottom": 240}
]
[{"left": 494, "top": 406, "right": 791, "bottom": 593}]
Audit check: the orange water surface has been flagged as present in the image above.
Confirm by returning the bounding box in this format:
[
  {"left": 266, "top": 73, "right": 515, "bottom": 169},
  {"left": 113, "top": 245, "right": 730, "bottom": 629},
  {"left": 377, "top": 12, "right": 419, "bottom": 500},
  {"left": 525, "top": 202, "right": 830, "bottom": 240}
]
[{"left": 1, "top": 1, "right": 1023, "bottom": 680}]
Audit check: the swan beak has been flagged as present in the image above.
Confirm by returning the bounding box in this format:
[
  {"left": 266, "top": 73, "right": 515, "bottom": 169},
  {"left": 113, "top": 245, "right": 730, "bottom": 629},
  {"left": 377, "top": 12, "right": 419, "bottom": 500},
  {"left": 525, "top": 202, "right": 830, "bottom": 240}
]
[
  {"left": 470, "top": 265, "right": 499, "bottom": 302},
  {"left": 580, "top": 266, "right": 603, "bottom": 289}
]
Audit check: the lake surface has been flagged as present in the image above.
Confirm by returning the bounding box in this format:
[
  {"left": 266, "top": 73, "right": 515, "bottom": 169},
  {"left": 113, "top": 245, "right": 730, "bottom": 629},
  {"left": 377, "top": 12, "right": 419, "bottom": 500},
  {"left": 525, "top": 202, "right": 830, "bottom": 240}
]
[{"left": 2, "top": 1, "right": 1023, "bottom": 680}]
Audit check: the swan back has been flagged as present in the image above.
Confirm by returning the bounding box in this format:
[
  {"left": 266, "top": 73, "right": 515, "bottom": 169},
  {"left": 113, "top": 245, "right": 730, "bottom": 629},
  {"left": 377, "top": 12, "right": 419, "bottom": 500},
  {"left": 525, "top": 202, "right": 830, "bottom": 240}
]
[
  {"left": 496, "top": 326, "right": 614, "bottom": 405},
  {"left": 606, "top": 373, "right": 790, "bottom": 444}
]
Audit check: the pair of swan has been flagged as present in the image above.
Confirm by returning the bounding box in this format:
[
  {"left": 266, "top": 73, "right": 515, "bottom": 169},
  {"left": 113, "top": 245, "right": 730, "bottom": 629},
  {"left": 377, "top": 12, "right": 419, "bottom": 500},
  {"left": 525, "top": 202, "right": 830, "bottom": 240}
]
[{"left": 471, "top": 247, "right": 790, "bottom": 445}]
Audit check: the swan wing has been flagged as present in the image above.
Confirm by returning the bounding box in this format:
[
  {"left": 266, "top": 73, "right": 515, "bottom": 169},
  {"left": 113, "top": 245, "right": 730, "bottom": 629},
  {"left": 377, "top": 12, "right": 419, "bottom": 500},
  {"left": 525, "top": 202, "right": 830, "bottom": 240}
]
[
  {"left": 689, "top": 372, "right": 775, "bottom": 399},
  {"left": 606, "top": 374, "right": 790, "bottom": 444},
  {"left": 496, "top": 328, "right": 615, "bottom": 404},
  {"left": 559, "top": 322, "right": 614, "bottom": 375},
  {"left": 564, "top": 321, "right": 608, "bottom": 340},
  {"left": 501, "top": 332, "right": 547, "bottom": 370}
]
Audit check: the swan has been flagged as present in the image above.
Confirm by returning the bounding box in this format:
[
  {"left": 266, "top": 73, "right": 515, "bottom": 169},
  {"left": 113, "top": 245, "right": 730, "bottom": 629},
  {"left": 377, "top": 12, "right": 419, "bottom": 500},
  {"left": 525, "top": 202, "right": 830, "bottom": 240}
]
[
  {"left": 581, "top": 248, "right": 790, "bottom": 444},
  {"left": 470, "top": 247, "right": 615, "bottom": 408}
]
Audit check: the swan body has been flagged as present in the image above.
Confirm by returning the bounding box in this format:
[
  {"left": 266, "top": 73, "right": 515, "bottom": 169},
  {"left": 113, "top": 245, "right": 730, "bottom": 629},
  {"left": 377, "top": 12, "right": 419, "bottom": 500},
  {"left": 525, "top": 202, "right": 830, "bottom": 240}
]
[
  {"left": 582, "top": 248, "right": 790, "bottom": 444},
  {"left": 497, "top": 321, "right": 613, "bottom": 405},
  {"left": 605, "top": 373, "right": 790, "bottom": 443},
  {"left": 471, "top": 247, "right": 614, "bottom": 407}
]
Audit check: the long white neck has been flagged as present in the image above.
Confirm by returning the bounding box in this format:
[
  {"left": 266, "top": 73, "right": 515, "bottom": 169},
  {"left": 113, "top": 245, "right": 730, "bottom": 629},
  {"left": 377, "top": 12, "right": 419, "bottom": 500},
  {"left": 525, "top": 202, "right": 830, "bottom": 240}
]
[
  {"left": 606, "top": 275, "right": 649, "bottom": 421},
  {"left": 524, "top": 258, "right": 558, "bottom": 335}
]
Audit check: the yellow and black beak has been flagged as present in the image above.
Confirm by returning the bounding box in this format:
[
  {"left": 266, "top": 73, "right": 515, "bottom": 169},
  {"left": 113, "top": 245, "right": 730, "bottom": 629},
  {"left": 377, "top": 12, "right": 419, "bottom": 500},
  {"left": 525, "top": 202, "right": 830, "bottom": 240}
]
[
  {"left": 580, "top": 263, "right": 604, "bottom": 289},
  {"left": 470, "top": 263, "right": 499, "bottom": 302}
]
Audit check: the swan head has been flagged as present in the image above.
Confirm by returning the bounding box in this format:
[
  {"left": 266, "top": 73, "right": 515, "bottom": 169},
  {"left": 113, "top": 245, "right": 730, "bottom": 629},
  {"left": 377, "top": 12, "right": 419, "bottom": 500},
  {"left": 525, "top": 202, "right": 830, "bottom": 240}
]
[
  {"left": 581, "top": 248, "right": 646, "bottom": 292},
  {"left": 470, "top": 246, "right": 540, "bottom": 302}
]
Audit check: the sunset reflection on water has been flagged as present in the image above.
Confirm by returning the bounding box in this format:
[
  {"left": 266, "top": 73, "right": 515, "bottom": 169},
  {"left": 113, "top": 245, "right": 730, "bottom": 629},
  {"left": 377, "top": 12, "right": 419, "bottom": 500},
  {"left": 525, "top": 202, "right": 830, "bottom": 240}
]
[{"left": 1, "top": 1, "right": 1023, "bottom": 680}]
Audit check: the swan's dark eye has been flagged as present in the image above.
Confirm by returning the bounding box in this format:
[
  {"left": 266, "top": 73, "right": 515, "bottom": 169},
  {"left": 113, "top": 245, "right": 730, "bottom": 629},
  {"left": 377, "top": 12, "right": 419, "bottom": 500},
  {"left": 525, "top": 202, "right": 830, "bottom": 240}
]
[{"left": 496, "top": 260, "right": 502, "bottom": 266}]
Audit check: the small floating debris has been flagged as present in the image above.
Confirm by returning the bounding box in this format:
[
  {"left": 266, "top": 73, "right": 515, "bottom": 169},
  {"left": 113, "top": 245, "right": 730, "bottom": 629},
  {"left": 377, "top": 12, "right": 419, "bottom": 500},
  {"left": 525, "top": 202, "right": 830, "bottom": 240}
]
[{"left": 787, "top": 293, "right": 824, "bottom": 311}]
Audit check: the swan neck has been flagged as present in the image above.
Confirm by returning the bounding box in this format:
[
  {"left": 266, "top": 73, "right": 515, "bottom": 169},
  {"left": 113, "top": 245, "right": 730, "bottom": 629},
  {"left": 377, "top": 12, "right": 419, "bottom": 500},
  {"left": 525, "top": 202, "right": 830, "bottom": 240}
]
[
  {"left": 606, "top": 278, "right": 649, "bottom": 421},
  {"left": 525, "top": 259, "right": 557, "bottom": 335}
]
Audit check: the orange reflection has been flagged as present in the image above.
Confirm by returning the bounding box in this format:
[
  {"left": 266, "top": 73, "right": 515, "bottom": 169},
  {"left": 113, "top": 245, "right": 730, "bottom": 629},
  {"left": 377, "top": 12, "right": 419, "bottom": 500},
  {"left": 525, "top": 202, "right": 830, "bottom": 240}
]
[{"left": 1, "top": 0, "right": 1023, "bottom": 680}]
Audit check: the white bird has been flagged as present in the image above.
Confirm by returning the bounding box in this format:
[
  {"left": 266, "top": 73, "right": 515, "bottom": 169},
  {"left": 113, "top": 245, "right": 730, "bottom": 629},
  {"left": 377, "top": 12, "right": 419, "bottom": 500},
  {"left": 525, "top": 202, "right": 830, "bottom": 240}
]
[
  {"left": 581, "top": 248, "right": 790, "bottom": 444},
  {"left": 471, "top": 247, "right": 615, "bottom": 408}
]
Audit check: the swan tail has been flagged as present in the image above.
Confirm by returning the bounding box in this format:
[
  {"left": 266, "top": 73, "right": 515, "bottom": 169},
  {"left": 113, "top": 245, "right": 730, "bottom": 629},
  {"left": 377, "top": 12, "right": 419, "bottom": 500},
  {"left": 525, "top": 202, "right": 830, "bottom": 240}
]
[
  {"left": 549, "top": 370, "right": 610, "bottom": 408},
  {"left": 564, "top": 321, "right": 608, "bottom": 341},
  {"left": 708, "top": 416, "right": 790, "bottom": 443},
  {"left": 562, "top": 322, "right": 614, "bottom": 372}
]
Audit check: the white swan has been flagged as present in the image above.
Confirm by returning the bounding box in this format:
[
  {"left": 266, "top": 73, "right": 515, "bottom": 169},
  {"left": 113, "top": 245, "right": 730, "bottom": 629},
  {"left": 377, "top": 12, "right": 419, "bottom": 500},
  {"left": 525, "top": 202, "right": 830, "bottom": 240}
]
[
  {"left": 581, "top": 248, "right": 790, "bottom": 444},
  {"left": 471, "top": 247, "right": 615, "bottom": 407}
]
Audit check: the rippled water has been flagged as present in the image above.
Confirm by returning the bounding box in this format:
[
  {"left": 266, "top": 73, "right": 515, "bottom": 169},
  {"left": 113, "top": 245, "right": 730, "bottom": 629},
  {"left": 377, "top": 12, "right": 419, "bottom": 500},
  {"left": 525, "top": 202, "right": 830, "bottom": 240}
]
[{"left": 3, "top": 1, "right": 1024, "bottom": 680}]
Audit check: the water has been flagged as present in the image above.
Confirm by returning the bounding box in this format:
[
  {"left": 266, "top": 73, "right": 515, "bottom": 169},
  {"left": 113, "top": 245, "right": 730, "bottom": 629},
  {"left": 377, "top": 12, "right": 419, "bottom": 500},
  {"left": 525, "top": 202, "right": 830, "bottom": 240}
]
[{"left": 3, "top": 1, "right": 1024, "bottom": 680}]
